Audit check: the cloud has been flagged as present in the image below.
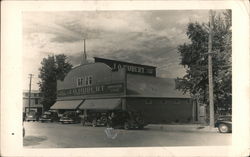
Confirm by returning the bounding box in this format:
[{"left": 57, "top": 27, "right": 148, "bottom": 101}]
[{"left": 22, "top": 10, "right": 213, "bottom": 90}]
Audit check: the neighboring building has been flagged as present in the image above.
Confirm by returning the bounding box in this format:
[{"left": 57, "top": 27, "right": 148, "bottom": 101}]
[
  {"left": 23, "top": 90, "right": 43, "bottom": 115},
  {"left": 51, "top": 57, "right": 197, "bottom": 124}
]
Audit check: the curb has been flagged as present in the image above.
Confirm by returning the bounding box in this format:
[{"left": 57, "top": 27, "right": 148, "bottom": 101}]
[{"left": 145, "top": 124, "right": 218, "bottom": 133}]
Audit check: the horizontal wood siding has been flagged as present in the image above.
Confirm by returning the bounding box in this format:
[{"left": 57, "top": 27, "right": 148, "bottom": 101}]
[{"left": 126, "top": 98, "right": 193, "bottom": 124}]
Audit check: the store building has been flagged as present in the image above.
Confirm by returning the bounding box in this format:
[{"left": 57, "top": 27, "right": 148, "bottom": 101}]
[
  {"left": 23, "top": 90, "right": 43, "bottom": 115},
  {"left": 51, "top": 57, "right": 196, "bottom": 124}
]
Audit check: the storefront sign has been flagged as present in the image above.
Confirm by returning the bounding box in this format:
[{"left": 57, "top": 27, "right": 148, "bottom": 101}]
[
  {"left": 94, "top": 57, "right": 156, "bottom": 76},
  {"left": 57, "top": 83, "right": 124, "bottom": 97}
]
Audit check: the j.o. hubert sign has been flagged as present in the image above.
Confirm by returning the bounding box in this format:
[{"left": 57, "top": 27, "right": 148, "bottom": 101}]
[{"left": 94, "top": 57, "right": 156, "bottom": 76}]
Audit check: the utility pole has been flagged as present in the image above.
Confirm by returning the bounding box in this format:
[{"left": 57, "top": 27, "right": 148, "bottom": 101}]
[
  {"left": 28, "top": 74, "right": 33, "bottom": 113},
  {"left": 208, "top": 10, "right": 215, "bottom": 128}
]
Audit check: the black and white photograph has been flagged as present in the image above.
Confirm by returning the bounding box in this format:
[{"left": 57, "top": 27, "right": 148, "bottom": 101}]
[
  {"left": 1, "top": 1, "right": 249, "bottom": 157},
  {"left": 22, "top": 9, "right": 233, "bottom": 148}
]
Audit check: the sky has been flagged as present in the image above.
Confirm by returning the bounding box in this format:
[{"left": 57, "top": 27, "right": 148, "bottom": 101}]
[{"left": 22, "top": 10, "right": 210, "bottom": 90}]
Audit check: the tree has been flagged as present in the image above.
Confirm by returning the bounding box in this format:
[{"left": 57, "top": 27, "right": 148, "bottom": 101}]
[
  {"left": 176, "top": 10, "right": 232, "bottom": 116},
  {"left": 38, "top": 54, "right": 73, "bottom": 111}
]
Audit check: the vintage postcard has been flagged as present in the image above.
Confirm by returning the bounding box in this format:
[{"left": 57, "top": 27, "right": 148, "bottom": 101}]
[{"left": 1, "top": 1, "right": 249, "bottom": 157}]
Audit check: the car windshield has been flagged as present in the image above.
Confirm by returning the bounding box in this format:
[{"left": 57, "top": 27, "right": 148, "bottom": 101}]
[{"left": 27, "top": 112, "right": 36, "bottom": 116}]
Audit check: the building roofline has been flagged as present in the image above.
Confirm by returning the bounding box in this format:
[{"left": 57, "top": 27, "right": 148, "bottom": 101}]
[
  {"left": 94, "top": 57, "right": 157, "bottom": 68},
  {"left": 71, "top": 62, "right": 112, "bottom": 71}
]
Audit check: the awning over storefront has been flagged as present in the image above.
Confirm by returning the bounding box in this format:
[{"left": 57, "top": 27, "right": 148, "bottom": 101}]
[
  {"left": 50, "top": 100, "right": 83, "bottom": 110},
  {"left": 79, "top": 98, "right": 121, "bottom": 110}
]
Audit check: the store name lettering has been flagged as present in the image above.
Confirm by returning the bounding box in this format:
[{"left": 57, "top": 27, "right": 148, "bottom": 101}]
[
  {"left": 113, "top": 63, "right": 145, "bottom": 74},
  {"left": 94, "top": 57, "right": 156, "bottom": 76},
  {"left": 57, "top": 83, "right": 124, "bottom": 97}
]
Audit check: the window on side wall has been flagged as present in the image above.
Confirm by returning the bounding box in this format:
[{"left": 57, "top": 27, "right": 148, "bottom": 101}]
[
  {"left": 77, "top": 77, "right": 84, "bottom": 87},
  {"left": 85, "top": 76, "right": 93, "bottom": 86}
]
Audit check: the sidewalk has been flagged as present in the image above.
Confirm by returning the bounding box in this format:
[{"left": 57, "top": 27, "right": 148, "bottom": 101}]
[{"left": 145, "top": 124, "right": 218, "bottom": 133}]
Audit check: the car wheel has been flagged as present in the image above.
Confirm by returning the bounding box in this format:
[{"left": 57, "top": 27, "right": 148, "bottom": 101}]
[
  {"left": 136, "top": 116, "right": 144, "bottom": 124},
  {"left": 101, "top": 116, "right": 108, "bottom": 125},
  {"left": 218, "top": 124, "right": 229, "bottom": 133},
  {"left": 92, "top": 119, "right": 97, "bottom": 127},
  {"left": 124, "top": 122, "right": 130, "bottom": 130}
]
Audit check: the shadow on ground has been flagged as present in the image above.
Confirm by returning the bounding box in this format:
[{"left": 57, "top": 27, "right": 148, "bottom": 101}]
[{"left": 23, "top": 136, "right": 47, "bottom": 146}]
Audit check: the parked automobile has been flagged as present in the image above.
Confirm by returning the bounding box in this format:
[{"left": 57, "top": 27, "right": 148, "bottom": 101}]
[
  {"left": 107, "top": 111, "right": 147, "bottom": 130},
  {"left": 25, "top": 111, "right": 39, "bottom": 122},
  {"left": 80, "top": 112, "right": 108, "bottom": 127},
  {"left": 59, "top": 111, "right": 81, "bottom": 124},
  {"left": 39, "top": 111, "right": 59, "bottom": 122},
  {"left": 215, "top": 115, "right": 232, "bottom": 133}
]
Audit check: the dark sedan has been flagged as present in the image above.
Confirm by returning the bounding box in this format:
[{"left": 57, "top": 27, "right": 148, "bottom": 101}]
[
  {"left": 215, "top": 115, "right": 232, "bottom": 133},
  {"left": 80, "top": 112, "right": 108, "bottom": 127},
  {"left": 39, "top": 111, "right": 59, "bottom": 122},
  {"left": 25, "top": 111, "right": 39, "bottom": 122},
  {"left": 107, "top": 111, "right": 147, "bottom": 130},
  {"left": 59, "top": 111, "right": 81, "bottom": 124}
]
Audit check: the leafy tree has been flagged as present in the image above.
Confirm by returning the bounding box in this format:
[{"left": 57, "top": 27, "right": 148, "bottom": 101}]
[
  {"left": 176, "top": 10, "right": 232, "bottom": 116},
  {"left": 38, "top": 54, "right": 72, "bottom": 111}
]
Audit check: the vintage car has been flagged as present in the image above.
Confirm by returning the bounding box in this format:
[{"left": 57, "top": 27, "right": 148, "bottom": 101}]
[
  {"left": 59, "top": 111, "right": 81, "bottom": 124},
  {"left": 107, "top": 111, "right": 147, "bottom": 130},
  {"left": 25, "top": 111, "right": 39, "bottom": 122},
  {"left": 215, "top": 115, "right": 232, "bottom": 133},
  {"left": 39, "top": 111, "right": 59, "bottom": 122},
  {"left": 80, "top": 112, "right": 108, "bottom": 127}
]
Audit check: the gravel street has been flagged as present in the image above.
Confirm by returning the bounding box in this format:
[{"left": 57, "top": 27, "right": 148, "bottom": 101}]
[{"left": 23, "top": 122, "right": 231, "bottom": 148}]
